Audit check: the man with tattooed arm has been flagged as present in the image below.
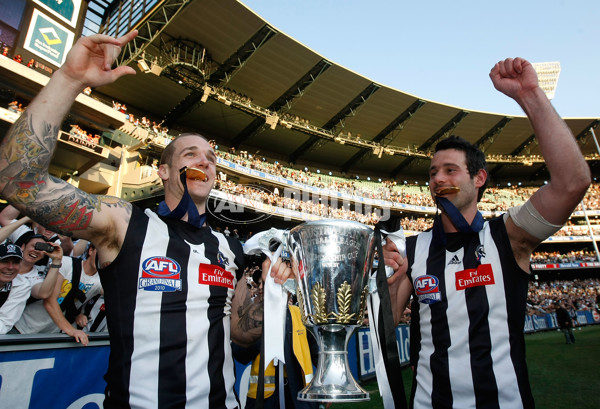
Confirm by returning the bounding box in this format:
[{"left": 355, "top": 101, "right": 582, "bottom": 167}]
[{"left": 0, "top": 31, "right": 291, "bottom": 408}]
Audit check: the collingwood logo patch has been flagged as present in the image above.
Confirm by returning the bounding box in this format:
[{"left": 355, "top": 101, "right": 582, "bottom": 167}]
[
  {"left": 217, "top": 251, "right": 229, "bottom": 267},
  {"left": 475, "top": 245, "right": 486, "bottom": 261}
]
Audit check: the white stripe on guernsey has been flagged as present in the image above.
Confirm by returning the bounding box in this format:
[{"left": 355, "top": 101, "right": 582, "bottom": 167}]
[
  {"left": 129, "top": 213, "right": 169, "bottom": 408},
  {"left": 444, "top": 246, "right": 477, "bottom": 409},
  {"left": 479, "top": 229, "right": 522, "bottom": 407},
  {"left": 184, "top": 232, "right": 238, "bottom": 409},
  {"left": 184, "top": 241, "right": 212, "bottom": 408},
  {"left": 412, "top": 232, "right": 435, "bottom": 408},
  {"left": 214, "top": 232, "right": 239, "bottom": 409}
]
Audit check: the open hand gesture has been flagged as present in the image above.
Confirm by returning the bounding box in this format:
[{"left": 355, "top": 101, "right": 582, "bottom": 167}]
[{"left": 60, "top": 30, "right": 138, "bottom": 90}]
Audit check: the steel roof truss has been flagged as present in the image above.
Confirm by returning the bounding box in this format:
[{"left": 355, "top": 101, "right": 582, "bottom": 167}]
[
  {"left": 288, "top": 83, "right": 381, "bottom": 163},
  {"left": 228, "top": 60, "right": 332, "bottom": 148},
  {"left": 392, "top": 110, "right": 469, "bottom": 176},
  {"left": 340, "top": 99, "right": 426, "bottom": 172},
  {"left": 114, "top": 0, "right": 191, "bottom": 67},
  {"left": 208, "top": 25, "right": 277, "bottom": 86},
  {"left": 473, "top": 116, "right": 512, "bottom": 152}
]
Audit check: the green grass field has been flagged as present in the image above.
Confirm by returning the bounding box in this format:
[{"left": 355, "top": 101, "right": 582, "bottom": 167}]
[{"left": 329, "top": 324, "right": 600, "bottom": 409}]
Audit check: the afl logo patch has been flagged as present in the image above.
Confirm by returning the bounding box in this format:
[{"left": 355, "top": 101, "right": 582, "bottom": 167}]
[
  {"left": 414, "top": 275, "right": 442, "bottom": 304},
  {"left": 139, "top": 256, "right": 182, "bottom": 292}
]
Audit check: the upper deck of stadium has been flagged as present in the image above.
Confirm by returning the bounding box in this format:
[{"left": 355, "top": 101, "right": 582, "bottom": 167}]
[{"left": 2, "top": 0, "right": 599, "bottom": 186}]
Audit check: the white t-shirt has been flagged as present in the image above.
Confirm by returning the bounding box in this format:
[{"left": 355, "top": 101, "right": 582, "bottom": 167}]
[
  {"left": 0, "top": 275, "right": 32, "bottom": 334},
  {"left": 19, "top": 265, "right": 46, "bottom": 288},
  {"left": 14, "top": 257, "right": 102, "bottom": 334}
]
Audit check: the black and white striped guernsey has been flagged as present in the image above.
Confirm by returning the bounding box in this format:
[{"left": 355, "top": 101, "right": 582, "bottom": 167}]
[
  {"left": 99, "top": 206, "right": 244, "bottom": 409},
  {"left": 407, "top": 216, "right": 534, "bottom": 409}
]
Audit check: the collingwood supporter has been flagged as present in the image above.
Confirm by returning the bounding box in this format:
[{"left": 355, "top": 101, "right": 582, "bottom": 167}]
[
  {"left": 0, "top": 30, "right": 291, "bottom": 408},
  {"left": 0, "top": 221, "right": 64, "bottom": 303},
  {"left": 0, "top": 242, "right": 29, "bottom": 334},
  {"left": 82, "top": 293, "right": 107, "bottom": 333},
  {"left": 383, "top": 58, "right": 590, "bottom": 408},
  {"left": 13, "top": 244, "right": 102, "bottom": 345}
]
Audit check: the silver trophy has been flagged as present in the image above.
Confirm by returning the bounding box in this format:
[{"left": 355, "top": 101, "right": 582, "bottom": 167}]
[{"left": 287, "top": 219, "right": 377, "bottom": 402}]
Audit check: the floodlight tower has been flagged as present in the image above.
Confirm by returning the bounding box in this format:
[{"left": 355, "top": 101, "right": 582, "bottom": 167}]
[{"left": 532, "top": 61, "right": 561, "bottom": 100}]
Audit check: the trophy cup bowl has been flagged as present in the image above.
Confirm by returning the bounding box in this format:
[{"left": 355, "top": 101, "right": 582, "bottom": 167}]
[{"left": 287, "top": 219, "right": 376, "bottom": 402}]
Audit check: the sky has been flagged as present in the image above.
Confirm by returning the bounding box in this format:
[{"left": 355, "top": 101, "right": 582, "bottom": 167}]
[{"left": 241, "top": 0, "right": 600, "bottom": 118}]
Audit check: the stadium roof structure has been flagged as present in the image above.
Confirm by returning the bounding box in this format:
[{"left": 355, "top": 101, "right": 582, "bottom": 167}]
[{"left": 91, "top": 0, "right": 600, "bottom": 186}]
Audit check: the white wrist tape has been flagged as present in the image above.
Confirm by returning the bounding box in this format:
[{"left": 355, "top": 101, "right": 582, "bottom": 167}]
[{"left": 505, "top": 200, "right": 562, "bottom": 240}]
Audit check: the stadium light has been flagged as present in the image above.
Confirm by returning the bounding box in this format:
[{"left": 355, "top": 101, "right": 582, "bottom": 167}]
[
  {"left": 150, "top": 61, "right": 164, "bottom": 76},
  {"left": 200, "top": 84, "right": 211, "bottom": 103},
  {"left": 532, "top": 61, "right": 561, "bottom": 100},
  {"left": 137, "top": 58, "right": 150, "bottom": 73}
]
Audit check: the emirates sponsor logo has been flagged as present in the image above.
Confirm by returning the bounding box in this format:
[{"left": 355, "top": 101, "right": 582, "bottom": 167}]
[
  {"left": 455, "top": 264, "right": 495, "bottom": 291},
  {"left": 199, "top": 264, "right": 235, "bottom": 289}
]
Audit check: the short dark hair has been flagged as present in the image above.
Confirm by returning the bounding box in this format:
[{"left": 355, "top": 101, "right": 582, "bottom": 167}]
[
  {"left": 434, "top": 135, "right": 488, "bottom": 201},
  {"left": 86, "top": 242, "right": 96, "bottom": 258},
  {"left": 159, "top": 133, "right": 210, "bottom": 166}
]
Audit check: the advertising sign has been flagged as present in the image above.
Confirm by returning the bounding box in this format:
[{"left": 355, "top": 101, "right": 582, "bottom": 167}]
[
  {"left": 24, "top": 9, "right": 75, "bottom": 67},
  {"left": 0, "top": 345, "right": 108, "bottom": 409},
  {"left": 32, "top": 0, "right": 82, "bottom": 27},
  {"left": 355, "top": 324, "right": 411, "bottom": 381}
]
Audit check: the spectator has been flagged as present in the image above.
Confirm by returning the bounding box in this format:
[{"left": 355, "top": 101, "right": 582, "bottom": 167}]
[
  {"left": 41, "top": 244, "right": 102, "bottom": 345},
  {"left": 0, "top": 242, "right": 30, "bottom": 334},
  {"left": 555, "top": 302, "right": 576, "bottom": 344},
  {"left": 7, "top": 100, "right": 19, "bottom": 112},
  {"left": 0, "top": 227, "right": 64, "bottom": 302}
]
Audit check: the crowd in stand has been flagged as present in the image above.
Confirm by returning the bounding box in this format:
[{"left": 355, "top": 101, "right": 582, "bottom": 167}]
[
  {"left": 215, "top": 179, "right": 381, "bottom": 225},
  {"left": 7, "top": 100, "right": 25, "bottom": 113},
  {"left": 112, "top": 100, "right": 172, "bottom": 145},
  {"left": 69, "top": 124, "right": 100, "bottom": 145},
  {"left": 217, "top": 147, "right": 600, "bottom": 236},
  {"left": 527, "top": 278, "right": 600, "bottom": 317},
  {"left": 531, "top": 250, "right": 598, "bottom": 264}
]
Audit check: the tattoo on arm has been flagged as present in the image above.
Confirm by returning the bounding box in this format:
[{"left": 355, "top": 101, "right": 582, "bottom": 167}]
[
  {"left": 25, "top": 184, "right": 131, "bottom": 236},
  {"left": 0, "top": 112, "right": 131, "bottom": 236},
  {"left": 236, "top": 288, "right": 264, "bottom": 332},
  {"left": 0, "top": 113, "right": 57, "bottom": 191}
]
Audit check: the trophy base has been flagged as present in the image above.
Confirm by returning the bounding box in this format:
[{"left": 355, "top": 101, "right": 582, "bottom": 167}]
[
  {"left": 297, "top": 324, "right": 370, "bottom": 402},
  {"left": 298, "top": 387, "right": 369, "bottom": 402}
]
